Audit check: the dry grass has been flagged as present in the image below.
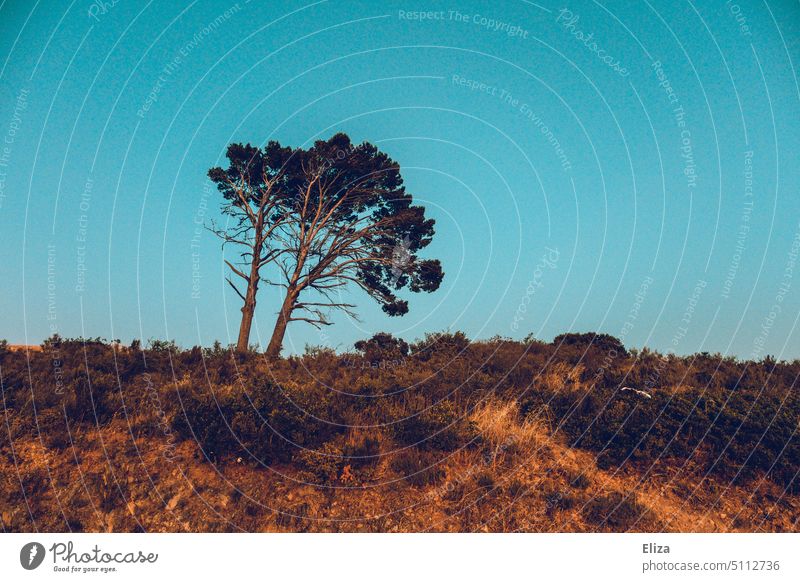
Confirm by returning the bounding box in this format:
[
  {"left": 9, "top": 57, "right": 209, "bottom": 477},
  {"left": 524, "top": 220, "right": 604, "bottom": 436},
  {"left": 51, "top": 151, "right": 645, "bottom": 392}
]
[
  {"left": 2, "top": 404, "right": 797, "bottom": 532},
  {"left": 541, "top": 361, "right": 586, "bottom": 393}
]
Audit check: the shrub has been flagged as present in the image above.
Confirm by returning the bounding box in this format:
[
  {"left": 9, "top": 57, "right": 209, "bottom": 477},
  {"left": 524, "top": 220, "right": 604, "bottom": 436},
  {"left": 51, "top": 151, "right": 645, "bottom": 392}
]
[
  {"left": 506, "top": 479, "right": 527, "bottom": 499},
  {"left": 569, "top": 472, "right": 591, "bottom": 490},
  {"left": 173, "top": 382, "right": 280, "bottom": 464},
  {"left": 342, "top": 432, "right": 381, "bottom": 468},
  {"left": 264, "top": 382, "right": 343, "bottom": 453},
  {"left": 584, "top": 492, "right": 647, "bottom": 531},
  {"left": 63, "top": 373, "right": 122, "bottom": 425},
  {"left": 35, "top": 409, "right": 73, "bottom": 450},
  {"left": 555, "top": 384, "right": 800, "bottom": 492},
  {"left": 411, "top": 331, "right": 470, "bottom": 360},
  {"left": 171, "top": 379, "right": 345, "bottom": 465},
  {"left": 475, "top": 471, "right": 495, "bottom": 490},
  {"left": 392, "top": 401, "right": 477, "bottom": 451},
  {"left": 354, "top": 333, "right": 409, "bottom": 366},
  {"left": 294, "top": 441, "right": 344, "bottom": 483},
  {"left": 390, "top": 449, "right": 445, "bottom": 487},
  {"left": 172, "top": 388, "right": 251, "bottom": 463},
  {"left": 552, "top": 332, "right": 627, "bottom": 358},
  {"left": 545, "top": 489, "right": 576, "bottom": 516}
]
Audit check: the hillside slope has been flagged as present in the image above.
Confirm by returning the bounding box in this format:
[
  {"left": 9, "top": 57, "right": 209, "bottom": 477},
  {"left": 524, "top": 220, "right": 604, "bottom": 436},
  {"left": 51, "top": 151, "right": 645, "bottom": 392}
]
[{"left": 1, "top": 334, "right": 798, "bottom": 532}]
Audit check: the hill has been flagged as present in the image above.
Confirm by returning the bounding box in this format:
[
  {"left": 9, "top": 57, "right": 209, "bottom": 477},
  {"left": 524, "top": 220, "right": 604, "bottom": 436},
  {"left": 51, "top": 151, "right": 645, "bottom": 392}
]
[{"left": 0, "top": 334, "right": 797, "bottom": 532}]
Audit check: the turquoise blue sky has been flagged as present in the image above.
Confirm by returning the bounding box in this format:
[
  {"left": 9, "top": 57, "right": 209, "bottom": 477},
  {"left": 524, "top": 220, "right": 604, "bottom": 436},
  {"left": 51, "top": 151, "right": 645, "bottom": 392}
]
[{"left": 1, "top": 0, "right": 799, "bottom": 358}]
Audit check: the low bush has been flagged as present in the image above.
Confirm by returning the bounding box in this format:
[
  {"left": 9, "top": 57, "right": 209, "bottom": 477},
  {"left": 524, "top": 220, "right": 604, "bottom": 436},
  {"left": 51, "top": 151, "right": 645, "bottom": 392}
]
[
  {"left": 556, "top": 387, "right": 800, "bottom": 492},
  {"left": 390, "top": 449, "right": 446, "bottom": 487},
  {"left": 392, "top": 400, "right": 477, "bottom": 451},
  {"left": 341, "top": 432, "right": 381, "bottom": 468},
  {"left": 294, "top": 441, "right": 344, "bottom": 483},
  {"left": 584, "top": 492, "right": 648, "bottom": 531},
  {"left": 353, "top": 333, "right": 409, "bottom": 367},
  {"left": 171, "top": 378, "right": 346, "bottom": 465}
]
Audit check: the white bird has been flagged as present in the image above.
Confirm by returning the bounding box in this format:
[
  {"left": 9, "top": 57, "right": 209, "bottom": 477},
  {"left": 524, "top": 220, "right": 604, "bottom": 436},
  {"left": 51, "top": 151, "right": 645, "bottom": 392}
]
[{"left": 620, "top": 386, "right": 652, "bottom": 399}]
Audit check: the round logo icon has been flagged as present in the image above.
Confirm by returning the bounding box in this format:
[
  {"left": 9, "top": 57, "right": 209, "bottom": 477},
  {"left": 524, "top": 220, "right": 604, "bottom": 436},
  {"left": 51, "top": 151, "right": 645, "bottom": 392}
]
[{"left": 20, "top": 542, "right": 46, "bottom": 570}]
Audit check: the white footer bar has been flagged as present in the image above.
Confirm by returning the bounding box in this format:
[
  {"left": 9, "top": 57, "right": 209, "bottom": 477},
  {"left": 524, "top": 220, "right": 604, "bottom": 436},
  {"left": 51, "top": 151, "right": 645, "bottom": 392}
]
[{"left": 1, "top": 533, "right": 797, "bottom": 581}]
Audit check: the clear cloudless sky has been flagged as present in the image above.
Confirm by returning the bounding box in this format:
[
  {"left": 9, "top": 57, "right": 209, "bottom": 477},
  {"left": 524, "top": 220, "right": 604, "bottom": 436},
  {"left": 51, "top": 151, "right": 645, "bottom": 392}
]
[{"left": 1, "top": 0, "right": 799, "bottom": 359}]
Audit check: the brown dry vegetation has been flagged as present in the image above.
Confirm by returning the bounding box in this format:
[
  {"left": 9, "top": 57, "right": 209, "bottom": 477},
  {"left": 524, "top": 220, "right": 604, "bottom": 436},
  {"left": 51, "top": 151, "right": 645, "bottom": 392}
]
[{"left": 0, "top": 334, "right": 798, "bottom": 532}]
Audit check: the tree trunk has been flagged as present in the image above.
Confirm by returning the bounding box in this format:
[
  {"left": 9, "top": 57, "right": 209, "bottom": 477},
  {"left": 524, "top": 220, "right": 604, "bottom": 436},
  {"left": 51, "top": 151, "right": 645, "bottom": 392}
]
[
  {"left": 235, "top": 297, "right": 255, "bottom": 353},
  {"left": 265, "top": 289, "right": 296, "bottom": 358},
  {"left": 235, "top": 287, "right": 257, "bottom": 353},
  {"left": 235, "top": 255, "right": 261, "bottom": 353}
]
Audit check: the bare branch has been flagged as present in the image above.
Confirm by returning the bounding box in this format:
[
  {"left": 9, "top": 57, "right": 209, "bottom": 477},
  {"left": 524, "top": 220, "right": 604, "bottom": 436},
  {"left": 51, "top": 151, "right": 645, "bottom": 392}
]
[
  {"left": 224, "top": 260, "right": 250, "bottom": 281},
  {"left": 226, "top": 277, "right": 247, "bottom": 302}
]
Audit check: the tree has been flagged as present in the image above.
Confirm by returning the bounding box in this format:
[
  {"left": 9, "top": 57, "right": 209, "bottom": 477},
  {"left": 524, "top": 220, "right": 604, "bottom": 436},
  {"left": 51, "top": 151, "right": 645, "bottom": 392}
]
[
  {"left": 263, "top": 133, "right": 444, "bottom": 357},
  {"left": 207, "top": 142, "right": 295, "bottom": 352}
]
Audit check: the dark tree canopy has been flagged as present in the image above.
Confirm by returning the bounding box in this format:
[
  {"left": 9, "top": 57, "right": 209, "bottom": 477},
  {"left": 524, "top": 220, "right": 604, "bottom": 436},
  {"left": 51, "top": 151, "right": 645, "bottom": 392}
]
[
  {"left": 552, "top": 332, "right": 628, "bottom": 357},
  {"left": 277, "top": 133, "right": 443, "bottom": 317},
  {"left": 208, "top": 141, "right": 295, "bottom": 208},
  {"left": 354, "top": 332, "right": 410, "bottom": 363}
]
